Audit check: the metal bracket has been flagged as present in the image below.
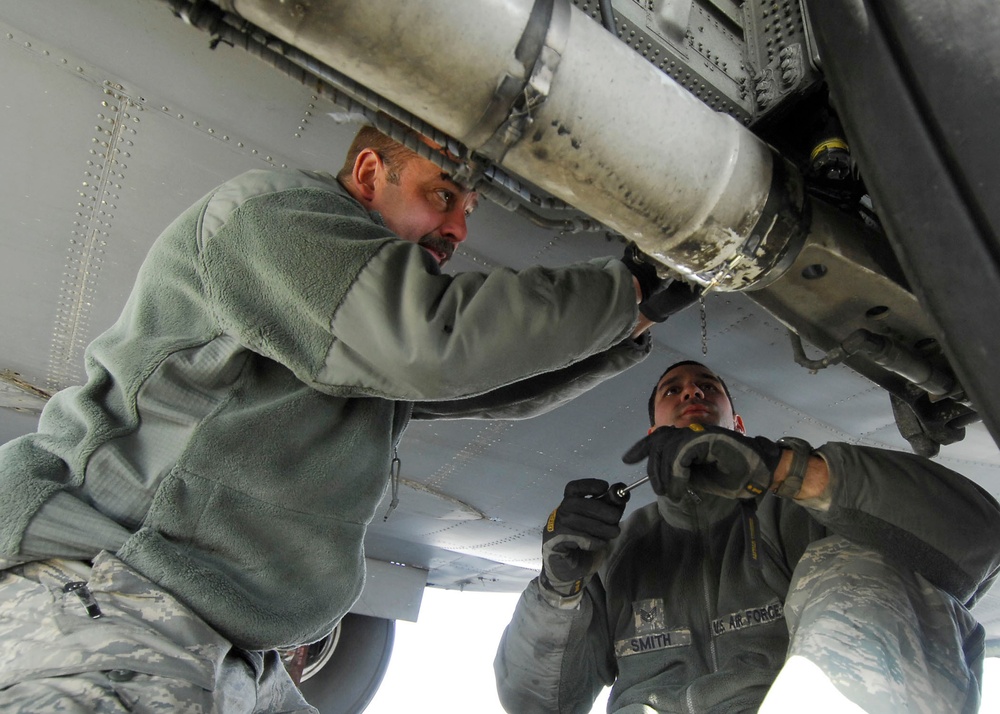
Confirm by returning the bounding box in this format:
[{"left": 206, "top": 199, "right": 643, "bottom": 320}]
[{"left": 461, "top": 0, "right": 571, "bottom": 165}]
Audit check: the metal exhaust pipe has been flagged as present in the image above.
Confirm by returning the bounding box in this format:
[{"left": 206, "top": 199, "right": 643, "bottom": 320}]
[{"left": 220, "top": 0, "right": 808, "bottom": 290}]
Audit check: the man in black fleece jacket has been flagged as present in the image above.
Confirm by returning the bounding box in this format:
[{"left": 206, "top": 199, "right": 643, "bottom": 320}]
[{"left": 496, "top": 360, "right": 1000, "bottom": 713}]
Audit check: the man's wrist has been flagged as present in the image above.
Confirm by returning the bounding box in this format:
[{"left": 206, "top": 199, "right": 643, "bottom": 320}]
[
  {"left": 772, "top": 437, "right": 813, "bottom": 498},
  {"left": 537, "top": 572, "right": 585, "bottom": 609},
  {"left": 631, "top": 313, "right": 655, "bottom": 338},
  {"left": 622, "top": 243, "right": 662, "bottom": 300}
]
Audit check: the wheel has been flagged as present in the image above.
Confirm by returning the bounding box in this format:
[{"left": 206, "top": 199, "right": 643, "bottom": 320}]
[{"left": 297, "top": 614, "right": 396, "bottom": 714}]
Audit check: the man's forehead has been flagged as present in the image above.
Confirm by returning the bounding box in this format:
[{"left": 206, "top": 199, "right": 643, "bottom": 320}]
[{"left": 658, "top": 365, "right": 722, "bottom": 388}]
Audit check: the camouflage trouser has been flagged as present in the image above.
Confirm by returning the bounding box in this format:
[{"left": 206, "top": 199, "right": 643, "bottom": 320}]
[
  {"left": 0, "top": 552, "right": 318, "bottom": 713},
  {"left": 761, "top": 535, "right": 984, "bottom": 714}
]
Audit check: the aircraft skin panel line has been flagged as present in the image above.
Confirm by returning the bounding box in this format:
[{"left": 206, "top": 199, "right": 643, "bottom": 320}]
[{"left": 0, "top": 1, "right": 997, "bottom": 705}]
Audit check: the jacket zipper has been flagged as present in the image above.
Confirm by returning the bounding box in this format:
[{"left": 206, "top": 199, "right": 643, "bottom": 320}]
[
  {"left": 383, "top": 402, "right": 412, "bottom": 522},
  {"left": 685, "top": 491, "right": 718, "bottom": 713},
  {"left": 382, "top": 447, "right": 401, "bottom": 522}
]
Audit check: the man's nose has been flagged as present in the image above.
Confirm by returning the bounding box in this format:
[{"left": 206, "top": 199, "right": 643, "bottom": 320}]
[
  {"left": 681, "top": 384, "right": 704, "bottom": 400},
  {"left": 441, "top": 205, "right": 469, "bottom": 244}
]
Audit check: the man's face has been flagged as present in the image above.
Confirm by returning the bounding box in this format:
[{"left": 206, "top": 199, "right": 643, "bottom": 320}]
[
  {"left": 651, "top": 363, "right": 737, "bottom": 431},
  {"left": 368, "top": 152, "right": 478, "bottom": 267}
]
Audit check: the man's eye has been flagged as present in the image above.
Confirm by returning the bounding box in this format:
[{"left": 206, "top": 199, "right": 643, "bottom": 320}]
[
  {"left": 664, "top": 387, "right": 679, "bottom": 396},
  {"left": 435, "top": 189, "right": 454, "bottom": 207}
]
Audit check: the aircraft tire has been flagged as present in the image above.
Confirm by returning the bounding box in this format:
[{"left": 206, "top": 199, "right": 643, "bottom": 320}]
[{"left": 298, "top": 613, "right": 396, "bottom": 714}]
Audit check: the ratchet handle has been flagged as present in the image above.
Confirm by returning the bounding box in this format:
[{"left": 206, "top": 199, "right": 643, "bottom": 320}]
[
  {"left": 594, "top": 423, "right": 705, "bottom": 505},
  {"left": 592, "top": 481, "right": 630, "bottom": 507},
  {"left": 614, "top": 476, "right": 650, "bottom": 498},
  {"left": 605, "top": 423, "right": 705, "bottom": 500}
]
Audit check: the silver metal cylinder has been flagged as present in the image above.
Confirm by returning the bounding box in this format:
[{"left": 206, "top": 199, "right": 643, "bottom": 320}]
[{"left": 229, "top": 0, "right": 804, "bottom": 289}]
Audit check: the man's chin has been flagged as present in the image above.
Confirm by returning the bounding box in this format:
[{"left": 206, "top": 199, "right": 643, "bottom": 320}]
[
  {"left": 417, "top": 239, "right": 453, "bottom": 266},
  {"left": 676, "top": 414, "right": 717, "bottom": 428},
  {"left": 417, "top": 246, "right": 448, "bottom": 269}
]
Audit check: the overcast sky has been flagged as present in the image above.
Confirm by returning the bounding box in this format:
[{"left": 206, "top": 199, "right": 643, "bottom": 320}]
[{"left": 364, "top": 588, "right": 609, "bottom": 713}]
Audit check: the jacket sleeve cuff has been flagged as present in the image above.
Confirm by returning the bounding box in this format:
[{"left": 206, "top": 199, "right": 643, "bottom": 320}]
[{"left": 537, "top": 577, "right": 585, "bottom": 610}]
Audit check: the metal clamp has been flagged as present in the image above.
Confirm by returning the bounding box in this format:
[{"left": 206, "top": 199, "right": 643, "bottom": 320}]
[{"left": 461, "top": 0, "right": 571, "bottom": 165}]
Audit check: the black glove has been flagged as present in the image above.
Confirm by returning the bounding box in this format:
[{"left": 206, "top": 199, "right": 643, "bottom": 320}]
[
  {"left": 621, "top": 425, "right": 782, "bottom": 501},
  {"left": 540, "top": 478, "right": 630, "bottom": 599},
  {"left": 639, "top": 279, "right": 704, "bottom": 323},
  {"left": 621, "top": 242, "right": 663, "bottom": 301}
]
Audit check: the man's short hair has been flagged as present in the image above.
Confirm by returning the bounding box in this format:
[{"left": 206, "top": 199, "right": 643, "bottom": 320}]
[
  {"left": 647, "top": 360, "right": 736, "bottom": 426},
  {"left": 337, "top": 125, "right": 418, "bottom": 185}
]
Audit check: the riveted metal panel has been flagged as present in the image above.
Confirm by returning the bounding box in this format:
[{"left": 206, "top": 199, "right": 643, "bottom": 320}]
[{"left": 0, "top": 1, "right": 996, "bottom": 612}]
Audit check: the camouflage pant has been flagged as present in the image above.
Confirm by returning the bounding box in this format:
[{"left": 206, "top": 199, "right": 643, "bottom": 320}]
[
  {"left": 761, "top": 536, "right": 984, "bottom": 714},
  {"left": 0, "top": 552, "right": 318, "bottom": 713}
]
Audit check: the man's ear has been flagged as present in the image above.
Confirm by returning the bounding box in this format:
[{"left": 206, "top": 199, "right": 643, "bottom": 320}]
[
  {"left": 734, "top": 414, "right": 746, "bottom": 435},
  {"left": 351, "top": 148, "right": 382, "bottom": 204}
]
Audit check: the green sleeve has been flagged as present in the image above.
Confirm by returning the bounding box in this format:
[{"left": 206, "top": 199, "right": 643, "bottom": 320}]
[
  {"left": 495, "top": 578, "right": 612, "bottom": 714},
  {"left": 200, "top": 175, "right": 639, "bottom": 402},
  {"left": 413, "top": 333, "right": 650, "bottom": 420},
  {"left": 322, "top": 245, "right": 639, "bottom": 401},
  {"left": 810, "top": 442, "right": 1000, "bottom": 605}
]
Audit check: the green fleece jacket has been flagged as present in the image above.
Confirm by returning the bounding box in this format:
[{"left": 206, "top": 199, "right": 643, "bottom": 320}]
[{"left": 0, "top": 169, "right": 649, "bottom": 650}]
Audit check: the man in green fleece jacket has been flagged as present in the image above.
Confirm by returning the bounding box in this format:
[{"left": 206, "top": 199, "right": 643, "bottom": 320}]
[
  {"left": 0, "top": 125, "right": 692, "bottom": 711},
  {"left": 495, "top": 360, "right": 1000, "bottom": 714}
]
